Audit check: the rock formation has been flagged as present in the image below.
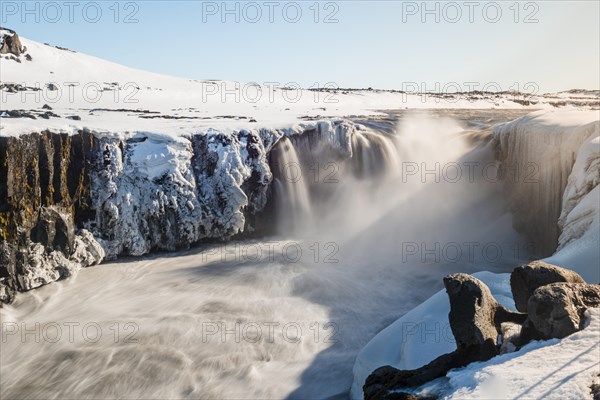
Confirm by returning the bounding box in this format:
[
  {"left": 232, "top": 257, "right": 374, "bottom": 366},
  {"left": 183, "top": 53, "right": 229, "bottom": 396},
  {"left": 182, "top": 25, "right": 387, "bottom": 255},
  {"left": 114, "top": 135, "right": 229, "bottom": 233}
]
[
  {"left": 0, "top": 28, "right": 27, "bottom": 57},
  {"left": 0, "top": 132, "right": 103, "bottom": 303},
  {"left": 522, "top": 282, "right": 600, "bottom": 340},
  {"left": 511, "top": 260, "right": 585, "bottom": 312},
  {"left": 363, "top": 266, "right": 599, "bottom": 400},
  {"left": 363, "top": 274, "right": 526, "bottom": 400}
]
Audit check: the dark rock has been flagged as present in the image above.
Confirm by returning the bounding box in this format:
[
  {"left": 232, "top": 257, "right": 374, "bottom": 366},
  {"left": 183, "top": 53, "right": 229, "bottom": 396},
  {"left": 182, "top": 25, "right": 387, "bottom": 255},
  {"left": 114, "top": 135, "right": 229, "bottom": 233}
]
[
  {"left": 0, "top": 28, "right": 26, "bottom": 56},
  {"left": 591, "top": 374, "right": 600, "bottom": 400},
  {"left": 444, "top": 273, "right": 526, "bottom": 348},
  {"left": 364, "top": 274, "right": 526, "bottom": 399},
  {"left": 511, "top": 261, "right": 585, "bottom": 312},
  {"left": 66, "top": 115, "right": 81, "bottom": 121},
  {"left": 42, "top": 104, "right": 52, "bottom": 110},
  {"left": 522, "top": 282, "right": 600, "bottom": 340},
  {"left": 2, "top": 110, "right": 36, "bottom": 119},
  {"left": 46, "top": 83, "right": 58, "bottom": 91},
  {"left": 0, "top": 131, "right": 97, "bottom": 303},
  {"left": 24, "top": 54, "right": 32, "bottom": 61}
]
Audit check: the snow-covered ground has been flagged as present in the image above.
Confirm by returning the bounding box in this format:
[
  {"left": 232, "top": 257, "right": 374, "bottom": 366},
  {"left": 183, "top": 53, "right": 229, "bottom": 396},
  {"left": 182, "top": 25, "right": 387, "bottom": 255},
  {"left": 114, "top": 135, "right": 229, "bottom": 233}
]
[{"left": 1, "top": 31, "right": 599, "bottom": 137}]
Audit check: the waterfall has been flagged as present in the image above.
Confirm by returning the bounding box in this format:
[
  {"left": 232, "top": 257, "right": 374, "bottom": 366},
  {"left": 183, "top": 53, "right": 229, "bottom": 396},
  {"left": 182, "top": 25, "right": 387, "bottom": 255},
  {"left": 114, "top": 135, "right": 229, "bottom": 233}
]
[
  {"left": 270, "top": 136, "right": 313, "bottom": 234},
  {"left": 350, "top": 130, "right": 401, "bottom": 179}
]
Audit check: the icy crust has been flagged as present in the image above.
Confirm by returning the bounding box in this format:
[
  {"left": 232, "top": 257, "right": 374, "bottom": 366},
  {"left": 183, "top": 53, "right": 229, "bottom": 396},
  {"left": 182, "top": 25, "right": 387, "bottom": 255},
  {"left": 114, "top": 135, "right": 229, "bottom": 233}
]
[
  {"left": 14, "top": 229, "right": 104, "bottom": 291},
  {"left": 491, "top": 110, "right": 599, "bottom": 258},
  {"left": 90, "top": 121, "right": 357, "bottom": 259}
]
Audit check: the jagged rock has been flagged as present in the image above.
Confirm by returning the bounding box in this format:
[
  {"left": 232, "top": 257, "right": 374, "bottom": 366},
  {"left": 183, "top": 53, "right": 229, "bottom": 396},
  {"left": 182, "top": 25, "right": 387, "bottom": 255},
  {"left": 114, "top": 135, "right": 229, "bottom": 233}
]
[
  {"left": 0, "top": 131, "right": 101, "bottom": 302},
  {"left": 511, "top": 261, "right": 585, "bottom": 312},
  {"left": 0, "top": 28, "right": 26, "bottom": 56},
  {"left": 522, "top": 282, "right": 600, "bottom": 340},
  {"left": 42, "top": 104, "right": 52, "bottom": 110},
  {"left": 31, "top": 207, "right": 75, "bottom": 253},
  {"left": 364, "top": 274, "right": 526, "bottom": 399}
]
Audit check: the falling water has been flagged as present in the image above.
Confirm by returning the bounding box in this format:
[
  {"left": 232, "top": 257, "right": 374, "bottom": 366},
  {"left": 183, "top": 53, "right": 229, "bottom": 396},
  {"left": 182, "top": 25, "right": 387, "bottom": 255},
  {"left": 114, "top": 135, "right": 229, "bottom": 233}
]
[{"left": 270, "top": 136, "right": 313, "bottom": 234}]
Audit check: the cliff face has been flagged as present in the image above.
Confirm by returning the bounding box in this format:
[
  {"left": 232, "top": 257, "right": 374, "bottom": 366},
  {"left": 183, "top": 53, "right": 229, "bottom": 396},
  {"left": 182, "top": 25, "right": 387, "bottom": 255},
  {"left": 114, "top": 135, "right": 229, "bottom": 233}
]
[
  {"left": 492, "top": 111, "right": 599, "bottom": 258},
  {"left": 0, "top": 132, "right": 104, "bottom": 303},
  {"left": 0, "top": 121, "right": 361, "bottom": 304}
]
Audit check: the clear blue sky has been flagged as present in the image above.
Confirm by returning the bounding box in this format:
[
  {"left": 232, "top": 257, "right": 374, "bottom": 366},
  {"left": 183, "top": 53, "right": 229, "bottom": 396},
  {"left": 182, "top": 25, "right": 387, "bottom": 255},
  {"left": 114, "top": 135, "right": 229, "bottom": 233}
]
[{"left": 2, "top": 1, "right": 599, "bottom": 92}]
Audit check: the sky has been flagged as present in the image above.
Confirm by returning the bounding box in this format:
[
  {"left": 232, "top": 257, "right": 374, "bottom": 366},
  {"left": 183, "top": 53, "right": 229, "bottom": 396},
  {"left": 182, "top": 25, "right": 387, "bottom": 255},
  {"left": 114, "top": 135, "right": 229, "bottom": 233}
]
[{"left": 1, "top": 1, "right": 599, "bottom": 93}]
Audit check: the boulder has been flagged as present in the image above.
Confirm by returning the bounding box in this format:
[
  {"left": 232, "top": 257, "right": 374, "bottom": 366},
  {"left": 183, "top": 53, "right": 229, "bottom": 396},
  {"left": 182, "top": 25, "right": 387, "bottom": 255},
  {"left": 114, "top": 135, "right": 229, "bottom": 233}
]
[
  {"left": 510, "top": 261, "right": 585, "bottom": 312},
  {"left": 523, "top": 282, "right": 600, "bottom": 340},
  {"left": 444, "top": 273, "right": 526, "bottom": 348}
]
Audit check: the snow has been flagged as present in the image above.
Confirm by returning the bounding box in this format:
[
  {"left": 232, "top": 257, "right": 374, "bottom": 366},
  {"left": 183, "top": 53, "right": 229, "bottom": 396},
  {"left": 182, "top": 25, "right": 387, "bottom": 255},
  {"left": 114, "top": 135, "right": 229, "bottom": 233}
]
[
  {"left": 492, "top": 110, "right": 599, "bottom": 281},
  {"left": 1, "top": 34, "right": 597, "bottom": 138},
  {"left": 442, "top": 308, "right": 600, "bottom": 400}
]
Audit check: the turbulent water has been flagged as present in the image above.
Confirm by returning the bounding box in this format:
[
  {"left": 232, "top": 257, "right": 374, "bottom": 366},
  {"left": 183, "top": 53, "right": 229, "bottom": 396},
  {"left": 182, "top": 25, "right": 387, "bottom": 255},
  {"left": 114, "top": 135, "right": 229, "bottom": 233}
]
[{"left": 0, "top": 110, "right": 534, "bottom": 399}]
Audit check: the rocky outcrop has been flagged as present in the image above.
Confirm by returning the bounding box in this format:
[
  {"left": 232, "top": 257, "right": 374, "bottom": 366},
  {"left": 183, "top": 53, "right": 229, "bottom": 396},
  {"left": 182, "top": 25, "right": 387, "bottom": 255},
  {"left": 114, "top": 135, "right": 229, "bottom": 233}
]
[
  {"left": 0, "top": 131, "right": 103, "bottom": 303},
  {"left": 522, "top": 282, "right": 600, "bottom": 340},
  {"left": 363, "top": 266, "right": 599, "bottom": 399},
  {"left": 444, "top": 273, "right": 526, "bottom": 348},
  {"left": 364, "top": 274, "right": 526, "bottom": 400},
  {"left": 511, "top": 261, "right": 585, "bottom": 312},
  {"left": 0, "top": 28, "right": 27, "bottom": 58}
]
